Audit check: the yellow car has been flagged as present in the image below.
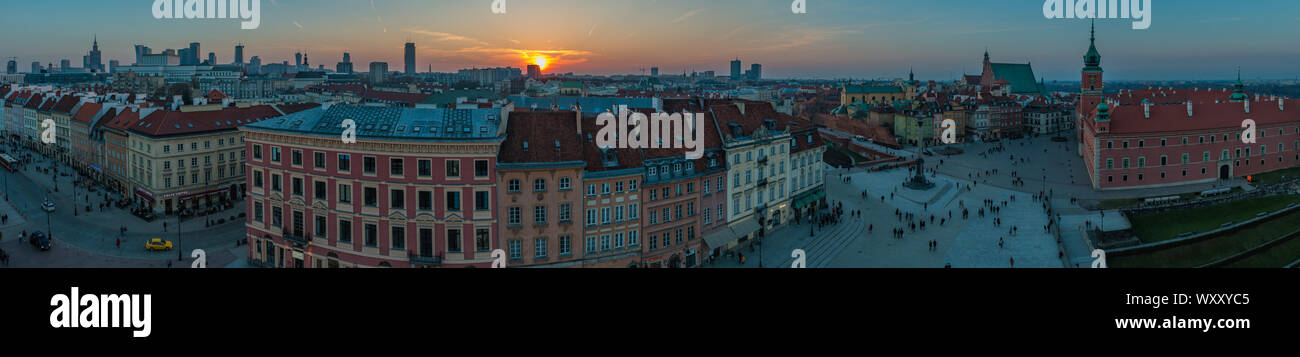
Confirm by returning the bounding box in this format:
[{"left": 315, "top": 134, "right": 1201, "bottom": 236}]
[{"left": 145, "top": 238, "right": 173, "bottom": 251}]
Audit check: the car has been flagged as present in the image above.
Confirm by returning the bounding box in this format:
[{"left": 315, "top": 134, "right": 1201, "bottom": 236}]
[
  {"left": 29, "top": 231, "right": 51, "bottom": 251},
  {"left": 41, "top": 201, "right": 55, "bottom": 212},
  {"left": 145, "top": 238, "right": 173, "bottom": 251}
]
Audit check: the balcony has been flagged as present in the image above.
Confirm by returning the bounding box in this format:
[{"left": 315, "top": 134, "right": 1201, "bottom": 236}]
[
  {"left": 281, "top": 229, "right": 309, "bottom": 246},
  {"left": 409, "top": 252, "right": 443, "bottom": 267},
  {"left": 757, "top": 156, "right": 769, "bottom": 165},
  {"left": 757, "top": 178, "right": 769, "bottom": 187}
]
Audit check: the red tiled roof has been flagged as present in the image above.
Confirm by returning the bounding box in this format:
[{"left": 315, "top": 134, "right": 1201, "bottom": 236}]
[
  {"left": 498, "top": 111, "right": 585, "bottom": 164},
  {"left": 1103, "top": 98, "right": 1300, "bottom": 135},
  {"left": 580, "top": 115, "right": 644, "bottom": 172},
  {"left": 128, "top": 106, "right": 284, "bottom": 137},
  {"left": 72, "top": 102, "right": 102, "bottom": 124},
  {"left": 206, "top": 89, "right": 227, "bottom": 100},
  {"left": 101, "top": 108, "right": 138, "bottom": 132},
  {"left": 51, "top": 95, "right": 81, "bottom": 114},
  {"left": 275, "top": 102, "right": 322, "bottom": 116},
  {"left": 24, "top": 93, "right": 45, "bottom": 109}
]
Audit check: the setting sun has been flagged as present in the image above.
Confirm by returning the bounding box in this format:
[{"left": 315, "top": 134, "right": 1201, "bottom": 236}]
[{"left": 533, "top": 56, "right": 550, "bottom": 71}]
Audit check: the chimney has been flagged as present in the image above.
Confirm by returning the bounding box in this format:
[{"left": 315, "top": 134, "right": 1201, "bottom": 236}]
[
  {"left": 1143, "top": 101, "right": 1151, "bottom": 119},
  {"left": 1245, "top": 100, "right": 1251, "bottom": 114},
  {"left": 1280, "top": 98, "right": 1285, "bottom": 111},
  {"left": 735, "top": 102, "right": 746, "bottom": 116},
  {"left": 575, "top": 105, "right": 583, "bottom": 135},
  {"left": 1187, "top": 101, "right": 1193, "bottom": 117}
]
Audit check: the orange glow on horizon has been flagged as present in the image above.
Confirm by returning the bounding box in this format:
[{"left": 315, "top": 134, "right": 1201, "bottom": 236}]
[{"left": 533, "top": 56, "right": 550, "bottom": 71}]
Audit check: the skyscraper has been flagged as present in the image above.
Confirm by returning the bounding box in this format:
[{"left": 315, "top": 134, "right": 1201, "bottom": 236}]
[
  {"left": 5, "top": 59, "right": 16, "bottom": 74},
  {"left": 31, "top": 61, "right": 40, "bottom": 73},
  {"left": 234, "top": 44, "right": 245, "bottom": 65},
  {"left": 651, "top": 66, "right": 659, "bottom": 77},
  {"left": 82, "top": 35, "right": 103, "bottom": 72},
  {"left": 404, "top": 42, "right": 416, "bottom": 75},
  {"left": 208, "top": 52, "right": 216, "bottom": 65},
  {"left": 370, "top": 62, "right": 389, "bottom": 85},
  {"left": 526, "top": 64, "right": 541, "bottom": 79},
  {"left": 730, "top": 58, "right": 742, "bottom": 80},
  {"left": 337, "top": 52, "right": 354, "bottom": 74},
  {"left": 295, "top": 52, "right": 303, "bottom": 69},
  {"left": 133, "top": 45, "right": 151, "bottom": 65},
  {"left": 748, "top": 63, "right": 762, "bottom": 81}
]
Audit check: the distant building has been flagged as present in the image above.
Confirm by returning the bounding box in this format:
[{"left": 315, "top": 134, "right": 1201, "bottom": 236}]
[
  {"left": 979, "top": 50, "right": 1045, "bottom": 96},
  {"left": 730, "top": 59, "right": 742, "bottom": 80},
  {"left": 5, "top": 59, "right": 15, "bottom": 74},
  {"left": 234, "top": 44, "right": 245, "bottom": 65},
  {"left": 369, "top": 62, "right": 388, "bottom": 85},
  {"left": 526, "top": 64, "right": 541, "bottom": 79},
  {"left": 404, "top": 42, "right": 416, "bottom": 75}
]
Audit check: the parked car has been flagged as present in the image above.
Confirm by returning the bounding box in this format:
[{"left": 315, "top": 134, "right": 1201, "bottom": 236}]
[
  {"left": 145, "top": 238, "right": 173, "bottom": 251},
  {"left": 29, "top": 231, "right": 51, "bottom": 251},
  {"left": 41, "top": 201, "right": 56, "bottom": 212}
]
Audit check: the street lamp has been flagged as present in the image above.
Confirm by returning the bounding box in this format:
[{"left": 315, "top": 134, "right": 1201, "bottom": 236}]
[{"left": 177, "top": 204, "right": 183, "bottom": 262}]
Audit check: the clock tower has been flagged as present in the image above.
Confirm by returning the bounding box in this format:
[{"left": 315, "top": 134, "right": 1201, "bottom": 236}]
[{"left": 1080, "top": 20, "right": 1104, "bottom": 122}]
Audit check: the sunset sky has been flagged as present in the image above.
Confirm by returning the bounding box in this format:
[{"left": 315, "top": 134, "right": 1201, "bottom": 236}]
[{"left": 2, "top": 0, "right": 1299, "bottom": 80}]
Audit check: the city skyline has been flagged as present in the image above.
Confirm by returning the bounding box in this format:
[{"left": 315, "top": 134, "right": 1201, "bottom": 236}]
[{"left": 2, "top": 0, "right": 1299, "bottom": 80}]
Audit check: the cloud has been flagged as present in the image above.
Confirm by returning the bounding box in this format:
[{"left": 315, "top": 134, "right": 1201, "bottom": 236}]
[
  {"left": 404, "top": 29, "right": 490, "bottom": 46},
  {"left": 293, "top": 21, "right": 303, "bottom": 30},
  {"left": 672, "top": 8, "right": 706, "bottom": 24}
]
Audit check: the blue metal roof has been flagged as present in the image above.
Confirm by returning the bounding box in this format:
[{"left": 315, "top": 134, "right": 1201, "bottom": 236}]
[{"left": 244, "top": 105, "right": 504, "bottom": 142}]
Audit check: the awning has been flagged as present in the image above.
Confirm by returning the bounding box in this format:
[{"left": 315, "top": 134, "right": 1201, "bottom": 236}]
[
  {"left": 703, "top": 229, "right": 739, "bottom": 250},
  {"left": 729, "top": 217, "right": 762, "bottom": 239},
  {"left": 794, "top": 190, "right": 826, "bottom": 209},
  {"left": 135, "top": 188, "right": 155, "bottom": 202}
]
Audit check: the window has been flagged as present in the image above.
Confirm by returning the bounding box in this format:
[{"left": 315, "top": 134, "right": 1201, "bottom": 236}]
[
  {"left": 586, "top": 209, "right": 597, "bottom": 227},
  {"left": 252, "top": 144, "right": 262, "bottom": 160},
  {"left": 271, "top": 174, "right": 282, "bottom": 192},
  {"left": 629, "top": 180, "right": 638, "bottom": 191},
  {"left": 629, "top": 231, "right": 639, "bottom": 246},
  {"left": 475, "top": 191, "right": 490, "bottom": 211},
  {"left": 390, "top": 158, "right": 404, "bottom": 176},
  {"left": 601, "top": 207, "right": 612, "bottom": 225},
  {"left": 586, "top": 236, "right": 597, "bottom": 253},
  {"left": 534, "top": 206, "right": 548, "bottom": 224},
  {"left": 339, "top": 219, "right": 352, "bottom": 243},
  {"left": 338, "top": 184, "right": 352, "bottom": 204},
  {"left": 445, "top": 160, "right": 460, "bottom": 177},
  {"left": 534, "top": 178, "right": 546, "bottom": 192},
  {"left": 291, "top": 149, "right": 302, "bottom": 166},
  {"left": 475, "top": 160, "right": 489, "bottom": 177},
  {"left": 602, "top": 183, "right": 611, "bottom": 195},
  {"left": 364, "top": 223, "right": 378, "bottom": 247},
  {"left": 507, "top": 240, "right": 522, "bottom": 260},
  {"left": 391, "top": 227, "right": 405, "bottom": 250},
  {"left": 475, "top": 229, "right": 490, "bottom": 252},
  {"left": 509, "top": 207, "right": 522, "bottom": 225},
  {"left": 314, "top": 152, "right": 326, "bottom": 169},
  {"left": 629, "top": 203, "right": 639, "bottom": 220},
  {"left": 314, "top": 216, "right": 326, "bottom": 237},
  {"left": 338, "top": 154, "right": 351, "bottom": 172},
  {"left": 560, "top": 236, "right": 571, "bottom": 255},
  {"left": 446, "top": 191, "right": 461, "bottom": 211},
  {"left": 253, "top": 171, "right": 263, "bottom": 188},
  {"left": 292, "top": 178, "right": 303, "bottom": 196},
  {"left": 314, "top": 181, "right": 326, "bottom": 200},
  {"left": 560, "top": 177, "right": 571, "bottom": 190},
  {"left": 363, "top": 157, "right": 376, "bottom": 174},
  {"left": 270, "top": 147, "right": 281, "bottom": 162},
  {"left": 418, "top": 159, "right": 432, "bottom": 177},
  {"left": 391, "top": 189, "right": 405, "bottom": 209},
  {"left": 270, "top": 207, "right": 283, "bottom": 227},
  {"left": 364, "top": 187, "right": 377, "bottom": 207},
  {"left": 586, "top": 184, "right": 597, "bottom": 197},
  {"left": 559, "top": 204, "right": 572, "bottom": 222},
  {"left": 254, "top": 203, "right": 263, "bottom": 222},
  {"left": 419, "top": 191, "right": 433, "bottom": 210},
  {"left": 447, "top": 229, "right": 462, "bottom": 252}
]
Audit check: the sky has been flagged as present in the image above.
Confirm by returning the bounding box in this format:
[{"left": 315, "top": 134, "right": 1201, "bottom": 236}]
[{"left": 1, "top": 0, "right": 1299, "bottom": 81}]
